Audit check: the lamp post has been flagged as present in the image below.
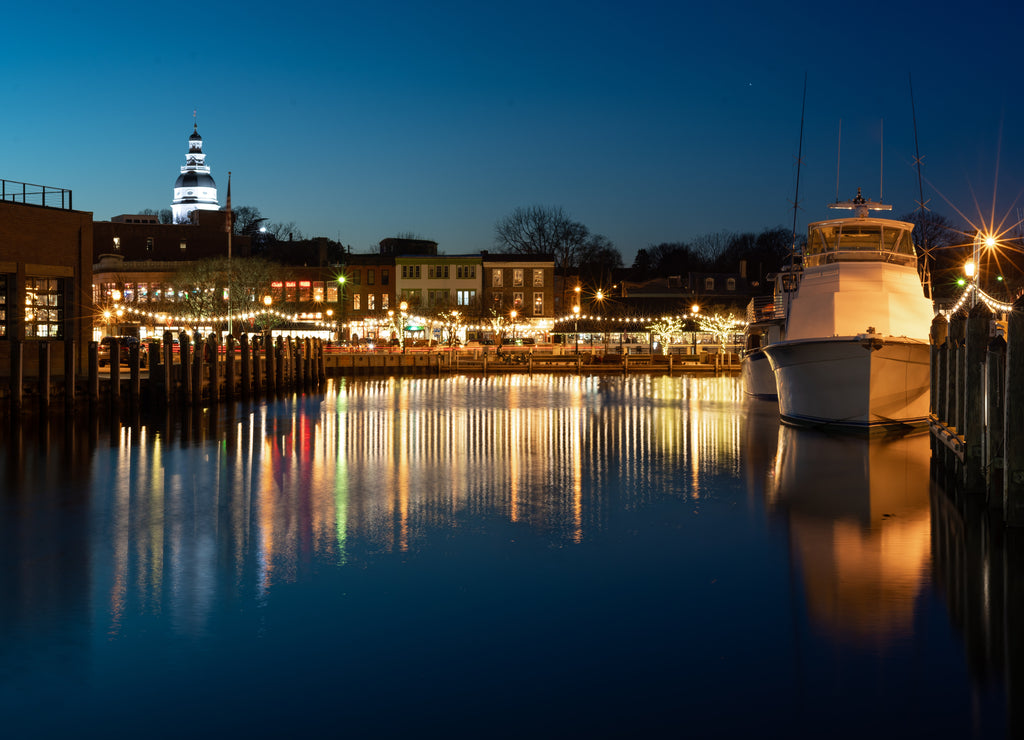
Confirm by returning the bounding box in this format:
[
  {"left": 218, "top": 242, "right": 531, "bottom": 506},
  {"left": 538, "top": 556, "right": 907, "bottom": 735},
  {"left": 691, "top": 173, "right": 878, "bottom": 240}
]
[
  {"left": 691, "top": 304, "right": 700, "bottom": 355},
  {"left": 572, "top": 304, "right": 580, "bottom": 354},
  {"left": 400, "top": 300, "right": 408, "bottom": 353},
  {"left": 510, "top": 309, "right": 517, "bottom": 344},
  {"left": 969, "top": 231, "right": 997, "bottom": 307},
  {"left": 595, "top": 290, "right": 605, "bottom": 355},
  {"left": 337, "top": 276, "right": 347, "bottom": 340}
]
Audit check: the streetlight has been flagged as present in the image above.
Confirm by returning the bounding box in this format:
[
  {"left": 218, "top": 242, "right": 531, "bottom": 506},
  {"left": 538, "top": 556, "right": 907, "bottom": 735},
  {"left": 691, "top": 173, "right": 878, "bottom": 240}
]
[
  {"left": 510, "top": 309, "right": 517, "bottom": 344},
  {"left": 691, "top": 304, "right": 700, "bottom": 355},
  {"left": 400, "top": 300, "right": 408, "bottom": 353},
  {"left": 969, "top": 231, "right": 997, "bottom": 306},
  {"left": 572, "top": 304, "right": 581, "bottom": 354},
  {"left": 337, "top": 275, "right": 347, "bottom": 339},
  {"left": 595, "top": 290, "right": 605, "bottom": 355}
]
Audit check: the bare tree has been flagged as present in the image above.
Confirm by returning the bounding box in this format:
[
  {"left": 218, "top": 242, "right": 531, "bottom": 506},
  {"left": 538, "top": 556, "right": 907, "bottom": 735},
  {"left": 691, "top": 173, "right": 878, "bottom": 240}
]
[{"left": 495, "top": 205, "right": 589, "bottom": 274}]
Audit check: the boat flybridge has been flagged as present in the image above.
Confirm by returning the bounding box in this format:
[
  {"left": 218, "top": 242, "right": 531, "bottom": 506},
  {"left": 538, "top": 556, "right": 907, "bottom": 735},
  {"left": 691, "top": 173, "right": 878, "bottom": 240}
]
[{"left": 761, "top": 189, "right": 935, "bottom": 433}]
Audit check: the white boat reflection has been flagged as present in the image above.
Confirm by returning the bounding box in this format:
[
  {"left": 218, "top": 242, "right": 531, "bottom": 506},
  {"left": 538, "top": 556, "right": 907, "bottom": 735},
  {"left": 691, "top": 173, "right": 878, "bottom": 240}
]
[{"left": 771, "top": 427, "right": 932, "bottom": 644}]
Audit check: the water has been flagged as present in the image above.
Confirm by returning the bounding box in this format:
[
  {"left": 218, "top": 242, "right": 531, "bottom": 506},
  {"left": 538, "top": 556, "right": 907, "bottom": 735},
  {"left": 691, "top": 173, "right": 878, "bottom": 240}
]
[{"left": 0, "top": 375, "right": 1011, "bottom": 738}]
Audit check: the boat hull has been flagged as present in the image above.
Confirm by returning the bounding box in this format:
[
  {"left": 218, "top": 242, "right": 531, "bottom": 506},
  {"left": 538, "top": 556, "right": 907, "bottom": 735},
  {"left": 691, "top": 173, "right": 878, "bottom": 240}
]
[
  {"left": 763, "top": 336, "right": 930, "bottom": 433},
  {"left": 741, "top": 348, "right": 778, "bottom": 400}
]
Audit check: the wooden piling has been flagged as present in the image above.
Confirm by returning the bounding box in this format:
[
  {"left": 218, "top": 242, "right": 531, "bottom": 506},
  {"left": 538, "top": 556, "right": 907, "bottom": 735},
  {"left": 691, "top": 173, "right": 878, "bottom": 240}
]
[
  {"left": 179, "top": 330, "right": 192, "bottom": 403},
  {"left": 128, "top": 341, "right": 141, "bottom": 403},
  {"left": 1005, "top": 298, "right": 1024, "bottom": 525},
  {"left": 225, "top": 335, "right": 236, "bottom": 398},
  {"left": 930, "top": 315, "right": 948, "bottom": 415},
  {"left": 38, "top": 341, "right": 50, "bottom": 410},
  {"left": 240, "top": 333, "right": 250, "bottom": 396},
  {"left": 207, "top": 334, "right": 219, "bottom": 402},
  {"left": 109, "top": 340, "right": 121, "bottom": 405},
  {"left": 276, "top": 337, "right": 284, "bottom": 390},
  {"left": 987, "top": 334, "right": 1007, "bottom": 512},
  {"left": 163, "top": 331, "right": 174, "bottom": 405},
  {"left": 963, "top": 304, "right": 988, "bottom": 493},
  {"left": 64, "top": 339, "right": 76, "bottom": 411},
  {"left": 88, "top": 341, "right": 98, "bottom": 403},
  {"left": 191, "top": 332, "right": 203, "bottom": 406}
]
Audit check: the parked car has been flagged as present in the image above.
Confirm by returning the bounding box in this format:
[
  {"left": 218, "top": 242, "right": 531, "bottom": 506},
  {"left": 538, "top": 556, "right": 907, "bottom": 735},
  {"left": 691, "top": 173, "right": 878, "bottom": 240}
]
[{"left": 98, "top": 336, "right": 147, "bottom": 367}]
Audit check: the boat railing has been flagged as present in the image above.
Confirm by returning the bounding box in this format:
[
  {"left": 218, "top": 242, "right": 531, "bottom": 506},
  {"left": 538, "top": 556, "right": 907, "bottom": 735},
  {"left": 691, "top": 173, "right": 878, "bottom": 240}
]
[{"left": 746, "top": 295, "right": 785, "bottom": 323}]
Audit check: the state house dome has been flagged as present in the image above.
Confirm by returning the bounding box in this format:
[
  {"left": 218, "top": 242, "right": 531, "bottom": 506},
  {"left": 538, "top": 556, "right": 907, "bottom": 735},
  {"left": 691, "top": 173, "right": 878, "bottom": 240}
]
[{"left": 171, "top": 120, "right": 219, "bottom": 223}]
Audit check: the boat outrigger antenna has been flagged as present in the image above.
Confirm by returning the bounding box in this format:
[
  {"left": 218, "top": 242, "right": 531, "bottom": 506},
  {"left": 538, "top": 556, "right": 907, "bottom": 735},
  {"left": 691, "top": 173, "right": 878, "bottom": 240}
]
[{"left": 829, "top": 187, "right": 892, "bottom": 218}]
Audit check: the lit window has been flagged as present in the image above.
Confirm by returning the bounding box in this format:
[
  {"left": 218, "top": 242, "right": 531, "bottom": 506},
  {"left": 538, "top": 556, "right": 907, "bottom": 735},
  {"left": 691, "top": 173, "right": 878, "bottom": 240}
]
[
  {"left": 313, "top": 282, "right": 324, "bottom": 302},
  {"left": 533, "top": 269, "right": 544, "bottom": 287},
  {"left": 513, "top": 269, "right": 523, "bottom": 287},
  {"left": 25, "top": 277, "right": 63, "bottom": 339},
  {"left": 113, "top": 237, "right": 121, "bottom": 250},
  {"left": 533, "top": 292, "right": 543, "bottom": 315},
  {"left": 146, "top": 237, "right": 154, "bottom": 251},
  {"left": 353, "top": 293, "right": 361, "bottom": 311},
  {"left": 180, "top": 241, "right": 187, "bottom": 251},
  {"left": 513, "top": 292, "right": 523, "bottom": 307},
  {"left": 492, "top": 269, "right": 503, "bottom": 287},
  {"left": 368, "top": 294, "right": 376, "bottom": 310}
]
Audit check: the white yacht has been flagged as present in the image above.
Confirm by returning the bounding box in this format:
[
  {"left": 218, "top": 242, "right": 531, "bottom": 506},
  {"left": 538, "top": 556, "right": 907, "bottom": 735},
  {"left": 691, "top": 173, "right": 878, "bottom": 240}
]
[
  {"left": 741, "top": 265, "right": 799, "bottom": 400},
  {"left": 762, "top": 189, "right": 934, "bottom": 433}
]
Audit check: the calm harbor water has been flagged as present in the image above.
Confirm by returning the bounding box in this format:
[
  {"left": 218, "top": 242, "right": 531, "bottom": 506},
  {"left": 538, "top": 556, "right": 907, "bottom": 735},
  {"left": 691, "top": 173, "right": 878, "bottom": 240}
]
[{"left": 0, "top": 374, "right": 1013, "bottom": 738}]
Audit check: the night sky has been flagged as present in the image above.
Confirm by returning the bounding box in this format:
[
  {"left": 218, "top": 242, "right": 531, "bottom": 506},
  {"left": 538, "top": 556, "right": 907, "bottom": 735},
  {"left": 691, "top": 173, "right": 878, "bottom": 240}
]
[{"left": 5, "top": 0, "right": 1022, "bottom": 263}]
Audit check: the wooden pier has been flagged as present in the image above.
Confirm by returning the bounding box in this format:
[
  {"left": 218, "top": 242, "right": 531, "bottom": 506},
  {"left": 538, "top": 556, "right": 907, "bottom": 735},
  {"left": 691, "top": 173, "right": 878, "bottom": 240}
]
[
  {"left": 929, "top": 297, "right": 1024, "bottom": 525},
  {"left": 0, "top": 336, "right": 738, "bottom": 418}
]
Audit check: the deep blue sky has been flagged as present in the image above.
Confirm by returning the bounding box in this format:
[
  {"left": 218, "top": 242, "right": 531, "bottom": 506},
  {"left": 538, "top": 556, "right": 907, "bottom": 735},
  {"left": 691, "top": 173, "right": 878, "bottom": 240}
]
[{"left": 5, "top": 0, "right": 1023, "bottom": 263}]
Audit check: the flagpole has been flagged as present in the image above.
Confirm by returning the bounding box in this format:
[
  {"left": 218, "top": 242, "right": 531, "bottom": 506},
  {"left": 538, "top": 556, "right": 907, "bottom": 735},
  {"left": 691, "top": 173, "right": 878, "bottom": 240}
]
[{"left": 226, "top": 171, "right": 232, "bottom": 336}]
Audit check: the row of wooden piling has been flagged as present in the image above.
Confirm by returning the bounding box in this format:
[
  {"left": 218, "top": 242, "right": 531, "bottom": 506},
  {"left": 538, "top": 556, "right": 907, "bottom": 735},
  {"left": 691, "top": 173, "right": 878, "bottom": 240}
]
[
  {"left": 929, "top": 297, "right": 1024, "bottom": 525},
  {"left": 3, "top": 331, "right": 326, "bottom": 413}
]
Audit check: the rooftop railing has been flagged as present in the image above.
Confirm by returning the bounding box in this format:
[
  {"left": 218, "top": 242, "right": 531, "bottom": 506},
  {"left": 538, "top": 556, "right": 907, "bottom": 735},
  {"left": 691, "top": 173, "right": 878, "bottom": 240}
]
[{"left": 1, "top": 178, "right": 73, "bottom": 210}]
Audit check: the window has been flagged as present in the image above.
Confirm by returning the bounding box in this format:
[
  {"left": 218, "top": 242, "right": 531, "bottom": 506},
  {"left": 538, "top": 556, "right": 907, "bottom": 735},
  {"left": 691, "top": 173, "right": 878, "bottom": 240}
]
[
  {"left": 271, "top": 281, "right": 284, "bottom": 303},
  {"left": 146, "top": 237, "right": 154, "bottom": 251},
  {"left": 313, "top": 282, "right": 324, "bottom": 302},
  {"left": 432, "top": 265, "right": 448, "bottom": 279},
  {"left": 368, "top": 294, "right": 376, "bottom": 311},
  {"left": 533, "top": 292, "right": 543, "bottom": 315},
  {"left": 113, "top": 237, "right": 121, "bottom": 250},
  {"left": 457, "top": 290, "right": 476, "bottom": 306},
  {"left": 513, "top": 292, "right": 523, "bottom": 308},
  {"left": 353, "top": 293, "right": 361, "bottom": 311},
  {"left": 285, "top": 281, "right": 297, "bottom": 301},
  {"left": 299, "top": 281, "right": 312, "bottom": 302},
  {"left": 180, "top": 241, "right": 187, "bottom": 251},
  {"left": 351, "top": 271, "right": 361, "bottom": 286},
  {"left": 382, "top": 269, "right": 389, "bottom": 286},
  {"left": 704, "top": 278, "right": 715, "bottom": 290},
  {"left": 401, "top": 265, "right": 421, "bottom": 279},
  {"left": 25, "top": 277, "right": 63, "bottom": 339},
  {"left": 533, "top": 269, "right": 544, "bottom": 287},
  {"left": 327, "top": 284, "right": 338, "bottom": 302},
  {"left": 513, "top": 269, "right": 524, "bottom": 287},
  {"left": 123, "top": 283, "right": 135, "bottom": 303},
  {"left": 457, "top": 265, "right": 477, "bottom": 279},
  {"left": 727, "top": 278, "right": 736, "bottom": 291},
  {"left": 368, "top": 270, "right": 375, "bottom": 285},
  {"left": 382, "top": 293, "right": 389, "bottom": 309},
  {"left": 492, "top": 269, "right": 503, "bottom": 287}
]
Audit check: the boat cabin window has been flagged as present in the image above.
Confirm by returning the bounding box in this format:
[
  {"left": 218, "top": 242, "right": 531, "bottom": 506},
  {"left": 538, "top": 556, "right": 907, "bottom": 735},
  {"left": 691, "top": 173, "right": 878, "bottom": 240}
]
[{"left": 804, "top": 221, "right": 916, "bottom": 268}]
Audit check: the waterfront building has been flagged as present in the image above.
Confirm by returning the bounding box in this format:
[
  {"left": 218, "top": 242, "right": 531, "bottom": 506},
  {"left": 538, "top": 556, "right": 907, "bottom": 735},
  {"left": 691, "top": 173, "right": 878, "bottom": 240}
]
[{"left": 0, "top": 179, "right": 93, "bottom": 374}]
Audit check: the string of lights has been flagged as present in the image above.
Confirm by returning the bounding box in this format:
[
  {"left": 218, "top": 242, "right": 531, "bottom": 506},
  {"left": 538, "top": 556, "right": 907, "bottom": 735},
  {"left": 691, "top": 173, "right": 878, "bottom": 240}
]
[{"left": 942, "top": 284, "right": 1016, "bottom": 319}]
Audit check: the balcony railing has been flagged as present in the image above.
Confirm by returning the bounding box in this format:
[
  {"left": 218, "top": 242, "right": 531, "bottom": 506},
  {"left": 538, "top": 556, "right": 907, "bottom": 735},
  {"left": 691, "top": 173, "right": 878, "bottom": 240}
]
[{"left": 1, "top": 178, "right": 73, "bottom": 210}]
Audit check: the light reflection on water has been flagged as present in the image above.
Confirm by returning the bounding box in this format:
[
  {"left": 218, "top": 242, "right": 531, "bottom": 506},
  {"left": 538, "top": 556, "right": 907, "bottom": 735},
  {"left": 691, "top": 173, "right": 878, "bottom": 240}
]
[{"left": 0, "top": 374, "right": 1011, "bottom": 737}]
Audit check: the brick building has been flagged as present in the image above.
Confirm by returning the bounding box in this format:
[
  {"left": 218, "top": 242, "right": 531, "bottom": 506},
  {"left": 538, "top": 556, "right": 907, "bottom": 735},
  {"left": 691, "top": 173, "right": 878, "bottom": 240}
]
[{"left": 0, "top": 182, "right": 93, "bottom": 377}]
